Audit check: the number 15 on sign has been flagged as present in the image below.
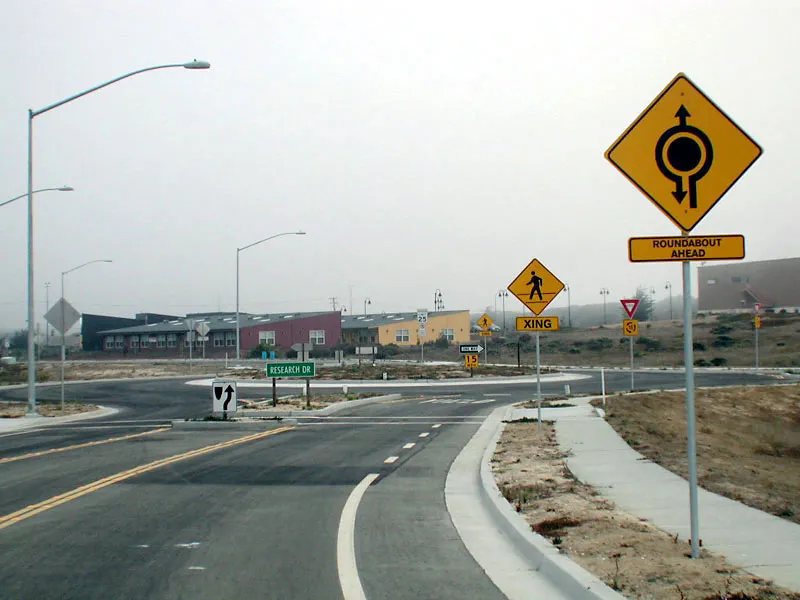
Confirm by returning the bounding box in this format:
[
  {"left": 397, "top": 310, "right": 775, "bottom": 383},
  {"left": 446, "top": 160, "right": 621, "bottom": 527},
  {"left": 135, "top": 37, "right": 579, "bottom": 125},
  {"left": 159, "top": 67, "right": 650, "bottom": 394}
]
[{"left": 465, "top": 354, "right": 479, "bottom": 369}]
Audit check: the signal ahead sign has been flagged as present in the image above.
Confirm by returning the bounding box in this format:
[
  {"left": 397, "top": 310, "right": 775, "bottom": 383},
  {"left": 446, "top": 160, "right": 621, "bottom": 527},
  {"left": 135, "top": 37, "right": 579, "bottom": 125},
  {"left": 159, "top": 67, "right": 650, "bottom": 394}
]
[{"left": 266, "top": 362, "right": 316, "bottom": 378}]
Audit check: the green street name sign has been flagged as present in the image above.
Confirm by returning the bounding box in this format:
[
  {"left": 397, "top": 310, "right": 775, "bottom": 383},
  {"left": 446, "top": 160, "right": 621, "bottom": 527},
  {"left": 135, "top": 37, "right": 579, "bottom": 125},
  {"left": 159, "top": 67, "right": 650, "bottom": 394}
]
[{"left": 266, "top": 362, "right": 316, "bottom": 379}]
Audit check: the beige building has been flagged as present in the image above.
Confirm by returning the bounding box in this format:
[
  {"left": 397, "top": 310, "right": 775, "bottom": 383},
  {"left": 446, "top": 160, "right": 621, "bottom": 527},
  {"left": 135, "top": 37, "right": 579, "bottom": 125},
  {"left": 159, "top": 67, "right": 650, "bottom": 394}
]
[{"left": 342, "top": 311, "right": 472, "bottom": 347}]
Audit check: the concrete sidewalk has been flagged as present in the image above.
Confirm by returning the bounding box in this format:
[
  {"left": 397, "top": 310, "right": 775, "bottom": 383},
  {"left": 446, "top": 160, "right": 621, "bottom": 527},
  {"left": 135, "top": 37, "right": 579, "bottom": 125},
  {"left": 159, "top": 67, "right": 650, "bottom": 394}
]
[{"left": 509, "top": 400, "right": 800, "bottom": 592}]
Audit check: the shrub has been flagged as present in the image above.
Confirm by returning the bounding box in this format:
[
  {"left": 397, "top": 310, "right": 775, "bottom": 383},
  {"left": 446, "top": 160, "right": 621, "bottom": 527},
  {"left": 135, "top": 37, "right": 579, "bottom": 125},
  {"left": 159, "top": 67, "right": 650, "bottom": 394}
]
[
  {"left": 586, "top": 337, "right": 614, "bottom": 352},
  {"left": 433, "top": 337, "right": 450, "bottom": 349},
  {"left": 568, "top": 348, "right": 580, "bottom": 354},
  {"left": 637, "top": 336, "right": 665, "bottom": 351},
  {"left": 694, "top": 358, "right": 711, "bottom": 367},
  {"left": 712, "top": 335, "right": 735, "bottom": 348},
  {"left": 693, "top": 341, "right": 707, "bottom": 351},
  {"left": 710, "top": 357, "right": 728, "bottom": 367},
  {"left": 711, "top": 324, "right": 734, "bottom": 335}
]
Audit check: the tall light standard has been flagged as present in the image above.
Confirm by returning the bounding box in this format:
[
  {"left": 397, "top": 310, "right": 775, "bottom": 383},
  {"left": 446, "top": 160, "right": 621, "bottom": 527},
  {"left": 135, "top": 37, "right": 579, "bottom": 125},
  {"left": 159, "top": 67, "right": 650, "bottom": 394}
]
[
  {"left": 25, "top": 59, "right": 210, "bottom": 417},
  {"left": 236, "top": 231, "right": 306, "bottom": 360},
  {"left": 44, "top": 282, "right": 51, "bottom": 346},
  {"left": 364, "top": 297, "right": 372, "bottom": 315},
  {"left": 665, "top": 281, "right": 673, "bottom": 320},
  {"left": 565, "top": 285, "right": 572, "bottom": 328},
  {"left": 0, "top": 186, "right": 73, "bottom": 209},
  {"left": 497, "top": 290, "right": 508, "bottom": 333},
  {"left": 600, "top": 288, "right": 610, "bottom": 325},
  {"left": 649, "top": 287, "right": 657, "bottom": 321},
  {"left": 60, "top": 259, "right": 112, "bottom": 410}
]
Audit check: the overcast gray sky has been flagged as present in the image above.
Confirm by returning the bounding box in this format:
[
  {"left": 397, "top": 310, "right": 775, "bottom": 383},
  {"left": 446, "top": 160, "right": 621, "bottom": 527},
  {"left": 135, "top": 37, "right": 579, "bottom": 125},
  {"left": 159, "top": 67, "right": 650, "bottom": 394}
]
[{"left": 1, "top": 0, "right": 798, "bottom": 330}]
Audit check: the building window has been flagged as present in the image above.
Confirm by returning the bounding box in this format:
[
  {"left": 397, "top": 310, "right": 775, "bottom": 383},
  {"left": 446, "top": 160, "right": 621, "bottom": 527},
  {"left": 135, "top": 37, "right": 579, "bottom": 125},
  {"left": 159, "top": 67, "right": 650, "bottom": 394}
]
[
  {"left": 259, "top": 331, "right": 276, "bottom": 346},
  {"left": 167, "top": 334, "right": 177, "bottom": 348},
  {"left": 310, "top": 330, "right": 325, "bottom": 345},
  {"left": 105, "top": 337, "right": 114, "bottom": 350},
  {"left": 396, "top": 329, "right": 409, "bottom": 343},
  {"left": 130, "top": 336, "right": 139, "bottom": 349},
  {"left": 157, "top": 335, "right": 166, "bottom": 349},
  {"left": 441, "top": 328, "right": 455, "bottom": 342},
  {"left": 213, "top": 333, "right": 224, "bottom": 347},
  {"left": 115, "top": 336, "right": 124, "bottom": 349},
  {"left": 225, "top": 332, "right": 236, "bottom": 347}
]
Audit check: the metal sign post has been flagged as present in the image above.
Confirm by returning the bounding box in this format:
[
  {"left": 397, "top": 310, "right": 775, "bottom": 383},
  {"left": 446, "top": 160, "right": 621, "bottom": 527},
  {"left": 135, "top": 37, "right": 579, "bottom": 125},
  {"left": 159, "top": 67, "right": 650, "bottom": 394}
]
[
  {"left": 535, "top": 331, "right": 542, "bottom": 427},
  {"left": 754, "top": 303, "right": 761, "bottom": 368},
  {"left": 682, "top": 250, "right": 700, "bottom": 558}
]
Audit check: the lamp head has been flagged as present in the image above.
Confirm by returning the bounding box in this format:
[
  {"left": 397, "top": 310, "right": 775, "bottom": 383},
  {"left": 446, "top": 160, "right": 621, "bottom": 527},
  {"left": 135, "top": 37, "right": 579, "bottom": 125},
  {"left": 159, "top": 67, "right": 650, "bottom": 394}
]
[{"left": 183, "top": 60, "right": 211, "bottom": 70}]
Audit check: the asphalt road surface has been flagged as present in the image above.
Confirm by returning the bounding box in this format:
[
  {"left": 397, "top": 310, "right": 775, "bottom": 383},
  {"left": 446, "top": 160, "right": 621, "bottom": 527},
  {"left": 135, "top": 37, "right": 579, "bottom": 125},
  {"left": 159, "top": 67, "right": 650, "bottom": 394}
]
[{"left": 0, "top": 369, "right": 781, "bottom": 599}]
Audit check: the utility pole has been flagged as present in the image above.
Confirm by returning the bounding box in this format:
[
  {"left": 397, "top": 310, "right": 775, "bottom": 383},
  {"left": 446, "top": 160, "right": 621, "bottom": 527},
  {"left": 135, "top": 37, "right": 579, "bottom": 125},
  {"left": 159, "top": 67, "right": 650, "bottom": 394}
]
[
  {"left": 44, "top": 282, "right": 51, "bottom": 346},
  {"left": 565, "top": 284, "right": 572, "bottom": 328},
  {"left": 330, "top": 297, "right": 339, "bottom": 311},
  {"left": 433, "top": 289, "right": 444, "bottom": 311},
  {"left": 349, "top": 285, "right": 354, "bottom": 314}
]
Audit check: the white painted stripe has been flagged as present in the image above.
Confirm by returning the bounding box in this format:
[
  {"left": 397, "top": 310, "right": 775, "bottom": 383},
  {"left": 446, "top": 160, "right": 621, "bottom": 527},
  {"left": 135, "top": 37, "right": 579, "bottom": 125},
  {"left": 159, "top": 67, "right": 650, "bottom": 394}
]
[
  {"left": 384, "top": 456, "right": 399, "bottom": 464},
  {"left": 296, "top": 422, "right": 481, "bottom": 427},
  {"left": 485, "top": 393, "right": 511, "bottom": 396},
  {"left": 402, "top": 443, "right": 416, "bottom": 449},
  {"left": 431, "top": 424, "right": 442, "bottom": 429},
  {"left": 472, "top": 399, "right": 498, "bottom": 405},
  {"left": 419, "top": 399, "right": 439, "bottom": 404},
  {"left": 337, "top": 473, "right": 379, "bottom": 600},
  {"left": 419, "top": 432, "right": 430, "bottom": 438}
]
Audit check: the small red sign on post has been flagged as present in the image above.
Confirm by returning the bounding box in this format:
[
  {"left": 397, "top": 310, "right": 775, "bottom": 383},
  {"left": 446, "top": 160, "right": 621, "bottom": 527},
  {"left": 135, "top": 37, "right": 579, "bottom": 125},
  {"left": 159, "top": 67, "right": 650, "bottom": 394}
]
[{"left": 620, "top": 299, "right": 640, "bottom": 319}]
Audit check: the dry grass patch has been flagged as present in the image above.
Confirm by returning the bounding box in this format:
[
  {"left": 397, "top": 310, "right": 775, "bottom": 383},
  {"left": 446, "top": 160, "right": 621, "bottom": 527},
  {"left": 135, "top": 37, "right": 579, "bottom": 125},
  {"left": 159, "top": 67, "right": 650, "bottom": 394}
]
[
  {"left": 0, "top": 401, "right": 98, "bottom": 418},
  {"left": 493, "top": 420, "right": 800, "bottom": 600}
]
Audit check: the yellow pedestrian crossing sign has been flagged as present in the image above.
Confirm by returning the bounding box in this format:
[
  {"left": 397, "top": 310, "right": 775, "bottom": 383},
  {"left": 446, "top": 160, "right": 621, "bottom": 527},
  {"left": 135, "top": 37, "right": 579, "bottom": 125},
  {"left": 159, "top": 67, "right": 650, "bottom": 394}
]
[
  {"left": 605, "top": 73, "right": 762, "bottom": 232},
  {"left": 477, "top": 313, "right": 493, "bottom": 331},
  {"left": 507, "top": 258, "right": 564, "bottom": 315}
]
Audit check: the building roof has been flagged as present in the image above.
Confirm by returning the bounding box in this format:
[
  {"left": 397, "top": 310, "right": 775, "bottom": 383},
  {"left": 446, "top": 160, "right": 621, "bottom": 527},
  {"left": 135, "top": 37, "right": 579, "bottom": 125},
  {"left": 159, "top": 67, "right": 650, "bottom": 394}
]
[
  {"left": 98, "top": 311, "right": 336, "bottom": 335},
  {"left": 341, "top": 310, "right": 467, "bottom": 330}
]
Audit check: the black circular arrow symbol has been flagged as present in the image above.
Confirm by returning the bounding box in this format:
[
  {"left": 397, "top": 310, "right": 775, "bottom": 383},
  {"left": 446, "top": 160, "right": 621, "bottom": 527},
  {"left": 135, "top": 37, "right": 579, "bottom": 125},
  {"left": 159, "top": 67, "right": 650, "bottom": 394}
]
[{"left": 655, "top": 105, "right": 713, "bottom": 210}]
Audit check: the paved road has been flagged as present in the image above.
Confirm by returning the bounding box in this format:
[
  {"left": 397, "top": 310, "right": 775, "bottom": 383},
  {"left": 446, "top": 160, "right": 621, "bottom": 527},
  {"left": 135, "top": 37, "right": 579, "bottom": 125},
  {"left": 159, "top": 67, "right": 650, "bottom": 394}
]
[{"left": 0, "top": 369, "right": 782, "bottom": 599}]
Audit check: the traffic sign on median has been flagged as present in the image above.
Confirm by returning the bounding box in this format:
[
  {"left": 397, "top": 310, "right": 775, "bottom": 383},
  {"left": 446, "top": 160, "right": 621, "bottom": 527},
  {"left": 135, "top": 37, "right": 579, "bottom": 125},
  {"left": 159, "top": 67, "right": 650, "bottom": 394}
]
[
  {"left": 459, "top": 343, "right": 484, "bottom": 354},
  {"left": 629, "top": 234, "right": 745, "bottom": 262},
  {"left": 477, "top": 313, "right": 493, "bottom": 331},
  {"left": 45, "top": 298, "right": 81, "bottom": 335},
  {"left": 605, "top": 73, "right": 762, "bottom": 232},
  {"left": 620, "top": 299, "right": 640, "bottom": 319},
  {"left": 464, "top": 354, "right": 479, "bottom": 369},
  {"left": 507, "top": 259, "right": 564, "bottom": 315},
  {"left": 515, "top": 316, "right": 560, "bottom": 331},
  {"left": 212, "top": 380, "right": 238, "bottom": 414},
  {"left": 623, "top": 319, "right": 640, "bottom": 337},
  {"left": 266, "top": 362, "right": 316, "bottom": 379}
]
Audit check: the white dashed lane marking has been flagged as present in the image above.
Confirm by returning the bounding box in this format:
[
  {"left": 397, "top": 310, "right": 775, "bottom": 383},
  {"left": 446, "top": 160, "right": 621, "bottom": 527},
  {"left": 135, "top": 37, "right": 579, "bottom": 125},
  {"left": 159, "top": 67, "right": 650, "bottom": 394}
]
[
  {"left": 402, "top": 443, "right": 416, "bottom": 449},
  {"left": 384, "top": 456, "right": 399, "bottom": 464},
  {"left": 431, "top": 424, "right": 442, "bottom": 429},
  {"left": 419, "top": 432, "right": 430, "bottom": 438}
]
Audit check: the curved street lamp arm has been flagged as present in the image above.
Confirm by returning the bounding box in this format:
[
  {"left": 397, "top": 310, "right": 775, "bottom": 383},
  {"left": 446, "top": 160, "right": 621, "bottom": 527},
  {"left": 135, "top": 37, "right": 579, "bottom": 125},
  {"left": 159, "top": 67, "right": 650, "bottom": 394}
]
[
  {"left": 0, "top": 186, "right": 72, "bottom": 209},
  {"left": 31, "top": 63, "right": 204, "bottom": 117},
  {"left": 62, "top": 259, "right": 113, "bottom": 277},
  {"left": 238, "top": 231, "right": 305, "bottom": 253}
]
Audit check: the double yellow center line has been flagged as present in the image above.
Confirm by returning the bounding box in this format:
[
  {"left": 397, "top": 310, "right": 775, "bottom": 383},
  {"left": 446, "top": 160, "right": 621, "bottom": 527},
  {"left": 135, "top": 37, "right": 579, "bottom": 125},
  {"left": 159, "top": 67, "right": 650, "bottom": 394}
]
[{"left": 0, "top": 426, "right": 294, "bottom": 531}]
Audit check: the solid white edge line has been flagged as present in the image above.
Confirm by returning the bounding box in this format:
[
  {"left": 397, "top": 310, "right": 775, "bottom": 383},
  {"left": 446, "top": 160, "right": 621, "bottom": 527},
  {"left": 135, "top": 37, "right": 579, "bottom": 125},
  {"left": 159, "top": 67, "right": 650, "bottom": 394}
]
[
  {"left": 384, "top": 456, "right": 399, "bottom": 464},
  {"left": 418, "top": 432, "right": 429, "bottom": 438},
  {"left": 337, "top": 472, "right": 380, "bottom": 600},
  {"left": 402, "top": 443, "right": 415, "bottom": 449}
]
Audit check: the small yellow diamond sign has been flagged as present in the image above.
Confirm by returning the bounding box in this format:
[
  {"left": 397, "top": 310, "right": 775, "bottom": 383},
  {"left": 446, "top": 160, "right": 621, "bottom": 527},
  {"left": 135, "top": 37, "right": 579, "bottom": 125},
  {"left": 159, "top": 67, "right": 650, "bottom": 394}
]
[
  {"left": 605, "top": 73, "right": 762, "bottom": 232},
  {"left": 477, "top": 313, "right": 494, "bottom": 331},
  {"left": 507, "top": 259, "right": 564, "bottom": 315}
]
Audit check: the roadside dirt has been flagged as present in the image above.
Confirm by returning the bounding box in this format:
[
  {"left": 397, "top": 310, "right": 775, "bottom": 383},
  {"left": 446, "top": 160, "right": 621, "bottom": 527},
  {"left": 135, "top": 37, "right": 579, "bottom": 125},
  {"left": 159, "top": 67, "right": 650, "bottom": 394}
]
[
  {"left": 493, "top": 421, "right": 800, "bottom": 600},
  {"left": 237, "top": 391, "right": 382, "bottom": 412},
  {"left": 595, "top": 385, "right": 800, "bottom": 524},
  {"left": 0, "top": 401, "right": 98, "bottom": 418}
]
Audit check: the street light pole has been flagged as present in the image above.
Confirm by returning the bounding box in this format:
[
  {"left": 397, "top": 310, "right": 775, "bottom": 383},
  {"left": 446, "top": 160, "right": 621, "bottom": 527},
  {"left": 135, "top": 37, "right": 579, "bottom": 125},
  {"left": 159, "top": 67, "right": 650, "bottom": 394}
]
[
  {"left": 44, "top": 282, "right": 51, "bottom": 346},
  {"left": 364, "top": 297, "right": 371, "bottom": 315},
  {"left": 665, "top": 281, "right": 673, "bottom": 320},
  {"left": 600, "top": 288, "right": 610, "bottom": 325},
  {"left": 497, "top": 290, "right": 508, "bottom": 333},
  {"left": 60, "top": 260, "right": 112, "bottom": 410},
  {"left": 25, "top": 59, "right": 210, "bottom": 417},
  {"left": 565, "top": 285, "right": 572, "bottom": 328},
  {"left": 236, "top": 231, "right": 306, "bottom": 361}
]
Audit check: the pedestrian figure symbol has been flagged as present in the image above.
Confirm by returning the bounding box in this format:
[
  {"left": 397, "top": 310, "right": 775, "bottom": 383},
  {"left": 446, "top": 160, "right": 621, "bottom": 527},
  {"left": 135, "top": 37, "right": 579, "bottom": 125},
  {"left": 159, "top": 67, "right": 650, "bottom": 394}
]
[
  {"left": 480, "top": 316, "right": 489, "bottom": 328},
  {"left": 527, "top": 271, "right": 543, "bottom": 301}
]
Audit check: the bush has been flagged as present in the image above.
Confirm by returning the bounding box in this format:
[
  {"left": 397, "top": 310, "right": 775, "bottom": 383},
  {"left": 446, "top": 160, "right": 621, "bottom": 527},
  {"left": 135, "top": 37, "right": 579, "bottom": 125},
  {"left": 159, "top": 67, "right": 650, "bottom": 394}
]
[
  {"left": 248, "top": 343, "right": 275, "bottom": 359},
  {"left": 710, "top": 357, "right": 728, "bottom": 367},
  {"left": 568, "top": 348, "right": 580, "bottom": 354},
  {"left": 637, "top": 336, "right": 664, "bottom": 352},
  {"left": 693, "top": 341, "right": 707, "bottom": 351},
  {"left": 519, "top": 333, "right": 532, "bottom": 344},
  {"left": 712, "top": 335, "right": 735, "bottom": 348},
  {"left": 381, "top": 343, "right": 400, "bottom": 356},
  {"left": 586, "top": 337, "right": 614, "bottom": 352},
  {"left": 694, "top": 358, "right": 711, "bottom": 367},
  {"left": 711, "top": 324, "right": 734, "bottom": 335},
  {"left": 433, "top": 337, "right": 450, "bottom": 349}
]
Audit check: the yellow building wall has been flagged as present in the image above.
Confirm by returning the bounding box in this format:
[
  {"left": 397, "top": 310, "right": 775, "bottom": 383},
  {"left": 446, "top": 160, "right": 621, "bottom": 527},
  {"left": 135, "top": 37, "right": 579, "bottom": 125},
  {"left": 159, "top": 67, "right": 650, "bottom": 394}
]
[{"left": 377, "top": 311, "right": 471, "bottom": 347}]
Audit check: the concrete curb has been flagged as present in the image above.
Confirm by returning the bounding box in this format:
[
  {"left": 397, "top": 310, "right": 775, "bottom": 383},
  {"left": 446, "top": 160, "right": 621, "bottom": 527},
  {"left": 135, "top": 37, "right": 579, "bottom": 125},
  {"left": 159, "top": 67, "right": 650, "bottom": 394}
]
[
  {"left": 0, "top": 404, "right": 119, "bottom": 433},
  {"left": 217, "top": 393, "right": 403, "bottom": 419},
  {"left": 445, "top": 405, "right": 624, "bottom": 600},
  {"left": 0, "top": 373, "right": 219, "bottom": 391}
]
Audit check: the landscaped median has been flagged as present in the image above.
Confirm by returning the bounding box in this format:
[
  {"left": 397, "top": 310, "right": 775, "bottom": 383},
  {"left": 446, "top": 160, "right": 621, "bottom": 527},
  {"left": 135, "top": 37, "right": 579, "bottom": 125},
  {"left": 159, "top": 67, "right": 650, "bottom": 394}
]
[
  {"left": 491, "top": 385, "right": 800, "bottom": 600},
  {"left": 1, "top": 401, "right": 99, "bottom": 419}
]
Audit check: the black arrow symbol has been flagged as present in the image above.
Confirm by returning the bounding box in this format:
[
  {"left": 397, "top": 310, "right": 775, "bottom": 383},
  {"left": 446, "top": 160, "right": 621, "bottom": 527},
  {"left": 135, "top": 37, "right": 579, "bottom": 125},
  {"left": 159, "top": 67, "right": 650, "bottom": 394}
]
[
  {"left": 672, "top": 179, "right": 687, "bottom": 203},
  {"left": 214, "top": 386, "right": 222, "bottom": 400},
  {"left": 223, "top": 385, "right": 235, "bottom": 411},
  {"left": 675, "top": 104, "right": 690, "bottom": 126}
]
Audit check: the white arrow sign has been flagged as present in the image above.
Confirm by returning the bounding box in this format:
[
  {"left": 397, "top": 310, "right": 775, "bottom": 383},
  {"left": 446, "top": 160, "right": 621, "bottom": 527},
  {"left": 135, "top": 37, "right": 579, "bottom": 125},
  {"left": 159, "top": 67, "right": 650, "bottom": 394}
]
[
  {"left": 212, "top": 379, "right": 238, "bottom": 414},
  {"left": 459, "top": 344, "right": 484, "bottom": 354}
]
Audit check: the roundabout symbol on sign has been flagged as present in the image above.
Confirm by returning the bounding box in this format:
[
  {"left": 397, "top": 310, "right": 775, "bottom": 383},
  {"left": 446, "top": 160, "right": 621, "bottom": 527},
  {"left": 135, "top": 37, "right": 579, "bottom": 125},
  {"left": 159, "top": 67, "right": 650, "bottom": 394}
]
[{"left": 655, "top": 106, "right": 713, "bottom": 210}]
